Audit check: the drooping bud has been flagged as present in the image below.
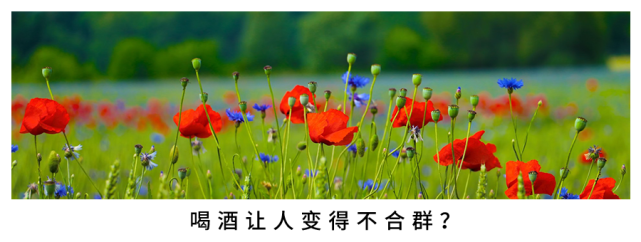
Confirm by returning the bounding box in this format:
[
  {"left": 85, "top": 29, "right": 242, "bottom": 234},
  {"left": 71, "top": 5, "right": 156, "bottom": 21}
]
[
  {"left": 405, "top": 147, "right": 416, "bottom": 159},
  {"left": 191, "top": 58, "right": 201, "bottom": 71},
  {"left": 388, "top": 88, "right": 397, "bottom": 99},
  {"left": 178, "top": 168, "right": 187, "bottom": 180},
  {"left": 232, "top": 71, "right": 239, "bottom": 83},
  {"left": 324, "top": 90, "right": 331, "bottom": 100},
  {"left": 347, "top": 53, "right": 356, "bottom": 65},
  {"left": 396, "top": 96, "right": 406, "bottom": 108},
  {"left": 297, "top": 141, "right": 307, "bottom": 151},
  {"left": 308, "top": 81, "right": 317, "bottom": 94},
  {"left": 597, "top": 157, "right": 607, "bottom": 169},
  {"left": 299, "top": 94, "right": 309, "bottom": 107},
  {"left": 369, "top": 134, "right": 379, "bottom": 151},
  {"left": 42, "top": 67, "right": 52, "bottom": 79},
  {"left": 455, "top": 87, "right": 462, "bottom": 100},
  {"left": 467, "top": 110, "right": 476, "bottom": 122},
  {"left": 200, "top": 92, "right": 208, "bottom": 103},
  {"left": 470, "top": 95, "right": 479, "bottom": 108},
  {"left": 431, "top": 110, "right": 441, "bottom": 123},
  {"left": 288, "top": 96, "right": 296, "bottom": 108},
  {"left": 356, "top": 137, "right": 366, "bottom": 158},
  {"left": 448, "top": 105, "right": 459, "bottom": 119},
  {"left": 264, "top": 65, "right": 272, "bottom": 76},
  {"left": 371, "top": 64, "right": 381, "bottom": 76},
  {"left": 170, "top": 145, "right": 179, "bottom": 164},
  {"left": 370, "top": 106, "right": 378, "bottom": 115},
  {"left": 239, "top": 101, "right": 247, "bottom": 113},
  {"left": 560, "top": 167, "right": 569, "bottom": 179},
  {"left": 574, "top": 117, "right": 587, "bottom": 132},
  {"left": 48, "top": 151, "right": 61, "bottom": 174},
  {"left": 422, "top": 87, "right": 433, "bottom": 101},
  {"left": 399, "top": 88, "right": 407, "bottom": 97},
  {"left": 412, "top": 74, "right": 422, "bottom": 86},
  {"left": 528, "top": 171, "right": 538, "bottom": 183},
  {"left": 134, "top": 144, "right": 143, "bottom": 156}
]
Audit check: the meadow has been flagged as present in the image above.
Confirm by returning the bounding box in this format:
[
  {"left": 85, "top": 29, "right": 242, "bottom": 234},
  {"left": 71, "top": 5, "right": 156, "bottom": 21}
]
[{"left": 10, "top": 59, "right": 630, "bottom": 199}]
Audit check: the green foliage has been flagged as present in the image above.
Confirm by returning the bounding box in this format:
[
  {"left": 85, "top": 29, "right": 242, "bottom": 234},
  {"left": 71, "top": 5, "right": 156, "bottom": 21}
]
[
  {"left": 13, "top": 46, "right": 98, "bottom": 83},
  {"left": 152, "top": 40, "right": 221, "bottom": 78},
  {"left": 107, "top": 38, "right": 155, "bottom": 80},
  {"left": 240, "top": 12, "right": 299, "bottom": 70}
]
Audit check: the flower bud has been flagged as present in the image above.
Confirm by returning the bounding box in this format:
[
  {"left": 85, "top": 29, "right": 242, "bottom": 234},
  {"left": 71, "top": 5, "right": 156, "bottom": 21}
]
[
  {"left": 560, "top": 167, "right": 569, "bottom": 179},
  {"left": 44, "top": 180, "right": 55, "bottom": 196},
  {"left": 336, "top": 105, "right": 342, "bottom": 112},
  {"left": 597, "top": 157, "right": 607, "bottom": 169},
  {"left": 239, "top": 101, "right": 247, "bottom": 113},
  {"left": 297, "top": 141, "right": 307, "bottom": 151},
  {"left": 470, "top": 95, "right": 479, "bottom": 108},
  {"left": 299, "top": 94, "right": 309, "bottom": 107},
  {"left": 455, "top": 87, "right": 461, "bottom": 100},
  {"left": 324, "top": 90, "right": 331, "bottom": 100},
  {"left": 170, "top": 145, "right": 179, "bottom": 164},
  {"left": 232, "top": 71, "right": 239, "bottom": 83},
  {"left": 396, "top": 96, "right": 406, "bottom": 108},
  {"left": 370, "top": 106, "right": 378, "bottom": 115},
  {"left": 399, "top": 88, "right": 407, "bottom": 97},
  {"left": 149, "top": 145, "right": 156, "bottom": 154},
  {"left": 288, "top": 96, "right": 296, "bottom": 108},
  {"left": 574, "top": 117, "right": 587, "bottom": 132},
  {"left": 206, "top": 170, "right": 212, "bottom": 180},
  {"left": 347, "top": 53, "right": 356, "bottom": 65},
  {"left": 412, "top": 74, "right": 422, "bottom": 86},
  {"left": 308, "top": 81, "right": 317, "bottom": 94},
  {"left": 267, "top": 128, "right": 278, "bottom": 143},
  {"left": 538, "top": 100, "right": 543, "bottom": 107},
  {"left": 264, "top": 65, "right": 272, "bottom": 76},
  {"left": 178, "top": 168, "right": 187, "bottom": 180},
  {"left": 200, "top": 92, "right": 209, "bottom": 103},
  {"left": 621, "top": 165, "right": 626, "bottom": 176},
  {"left": 42, "top": 67, "right": 52, "bottom": 79},
  {"left": 191, "top": 58, "right": 201, "bottom": 71},
  {"left": 388, "top": 88, "right": 397, "bottom": 99},
  {"left": 64, "top": 149, "right": 73, "bottom": 159},
  {"left": 422, "top": 87, "right": 432, "bottom": 101},
  {"left": 528, "top": 171, "right": 538, "bottom": 183},
  {"left": 369, "top": 134, "right": 379, "bottom": 151},
  {"left": 406, "top": 147, "right": 416, "bottom": 159},
  {"left": 356, "top": 137, "right": 366, "bottom": 158},
  {"left": 489, "top": 189, "right": 495, "bottom": 198},
  {"left": 134, "top": 144, "right": 143, "bottom": 156},
  {"left": 296, "top": 166, "right": 301, "bottom": 176},
  {"left": 448, "top": 105, "right": 459, "bottom": 119},
  {"left": 431, "top": 110, "right": 441, "bottom": 123},
  {"left": 75, "top": 192, "right": 81, "bottom": 199},
  {"left": 180, "top": 77, "right": 189, "bottom": 88},
  {"left": 400, "top": 148, "right": 408, "bottom": 159},
  {"left": 467, "top": 110, "right": 476, "bottom": 122},
  {"left": 48, "top": 151, "right": 61, "bottom": 174},
  {"left": 302, "top": 174, "right": 308, "bottom": 184},
  {"left": 371, "top": 64, "right": 381, "bottom": 76},
  {"left": 12, "top": 160, "right": 17, "bottom": 169}
]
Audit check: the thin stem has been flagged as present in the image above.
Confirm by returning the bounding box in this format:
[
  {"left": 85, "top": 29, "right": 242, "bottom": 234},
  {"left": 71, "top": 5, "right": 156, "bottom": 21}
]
[
  {"left": 507, "top": 92, "right": 523, "bottom": 161},
  {"left": 554, "top": 131, "right": 578, "bottom": 199},
  {"left": 265, "top": 74, "right": 285, "bottom": 159},
  {"left": 168, "top": 86, "right": 186, "bottom": 178},
  {"left": 191, "top": 138, "right": 208, "bottom": 199},
  {"left": 342, "top": 64, "right": 352, "bottom": 115},
  {"left": 582, "top": 160, "right": 595, "bottom": 189},
  {"left": 303, "top": 109, "right": 315, "bottom": 199},
  {"left": 587, "top": 169, "right": 602, "bottom": 199},
  {"left": 520, "top": 104, "right": 540, "bottom": 157},
  {"left": 135, "top": 168, "right": 145, "bottom": 199},
  {"left": 434, "top": 122, "right": 444, "bottom": 199},
  {"left": 34, "top": 135, "right": 43, "bottom": 198},
  {"left": 450, "top": 120, "right": 471, "bottom": 199}
]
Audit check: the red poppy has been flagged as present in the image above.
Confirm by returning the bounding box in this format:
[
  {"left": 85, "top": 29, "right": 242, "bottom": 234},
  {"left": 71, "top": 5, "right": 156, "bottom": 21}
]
[
  {"left": 12, "top": 95, "right": 27, "bottom": 125},
  {"left": 173, "top": 104, "right": 222, "bottom": 138},
  {"left": 580, "top": 177, "right": 619, "bottom": 199},
  {"left": 433, "top": 130, "right": 501, "bottom": 171},
  {"left": 19, "top": 98, "right": 70, "bottom": 135},
  {"left": 488, "top": 94, "right": 523, "bottom": 117},
  {"left": 280, "top": 85, "right": 315, "bottom": 124},
  {"left": 391, "top": 97, "right": 442, "bottom": 128},
  {"left": 504, "top": 160, "right": 556, "bottom": 199},
  {"left": 578, "top": 148, "right": 607, "bottom": 164},
  {"left": 306, "top": 109, "right": 358, "bottom": 146}
]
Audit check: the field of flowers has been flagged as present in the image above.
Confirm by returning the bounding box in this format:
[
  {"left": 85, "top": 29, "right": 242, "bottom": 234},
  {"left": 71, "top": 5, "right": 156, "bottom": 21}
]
[{"left": 10, "top": 54, "right": 630, "bottom": 199}]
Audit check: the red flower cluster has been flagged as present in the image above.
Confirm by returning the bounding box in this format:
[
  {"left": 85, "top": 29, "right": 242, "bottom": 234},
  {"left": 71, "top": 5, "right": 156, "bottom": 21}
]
[
  {"left": 433, "top": 130, "right": 501, "bottom": 171},
  {"left": 280, "top": 85, "right": 315, "bottom": 124},
  {"left": 19, "top": 98, "right": 70, "bottom": 135},
  {"left": 504, "top": 160, "right": 556, "bottom": 199},
  {"left": 580, "top": 178, "right": 619, "bottom": 199},
  {"left": 307, "top": 109, "right": 358, "bottom": 146},
  {"left": 391, "top": 97, "right": 442, "bottom": 128},
  {"left": 173, "top": 104, "right": 222, "bottom": 138}
]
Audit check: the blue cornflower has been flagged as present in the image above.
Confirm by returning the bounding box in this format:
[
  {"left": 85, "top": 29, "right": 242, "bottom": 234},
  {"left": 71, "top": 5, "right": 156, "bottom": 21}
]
[
  {"left": 407, "top": 125, "right": 422, "bottom": 143},
  {"left": 347, "top": 90, "right": 370, "bottom": 108},
  {"left": 151, "top": 132, "right": 165, "bottom": 143},
  {"left": 391, "top": 150, "right": 400, "bottom": 158},
  {"left": 226, "top": 109, "right": 254, "bottom": 123},
  {"left": 497, "top": 78, "right": 524, "bottom": 90},
  {"left": 257, "top": 153, "right": 278, "bottom": 164},
  {"left": 347, "top": 144, "right": 357, "bottom": 154},
  {"left": 190, "top": 138, "right": 206, "bottom": 155},
  {"left": 342, "top": 71, "right": 370, "bottom": 89},
  {"left": 62, "top": 144, "right": 83, "bottom": 160},
  {"left": 305, "top": 169, "right": 318, "bottom": 178},
  {"left": 45, "top": 181, "right": 73, "bottom": 198},
  {"left": 358, "top": 179, "right": 380, "bottom": 191},
  {"left": 11, "top": 144, "right": 18, "bottom": 153},
  {"left": 558, "top": 187, "right": 580, "bottom": 199},
  {"left": 252, "top": 103, "right": 271, "bottom": 112},
  {"left": 93, "top": 194, "right": 102, "bottom": 199},
  {"left": 140, "top": 151, "right": 158, "bottom": 171}
]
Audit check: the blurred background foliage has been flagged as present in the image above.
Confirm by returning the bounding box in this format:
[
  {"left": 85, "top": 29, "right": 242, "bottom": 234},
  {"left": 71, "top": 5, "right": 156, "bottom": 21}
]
[{"left": 12, "top": 12, "right": 629, "bottom": 82}]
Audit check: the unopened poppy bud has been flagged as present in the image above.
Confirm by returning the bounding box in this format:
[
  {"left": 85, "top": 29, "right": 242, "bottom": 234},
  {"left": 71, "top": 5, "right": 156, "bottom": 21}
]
[
  {"left": 448, "top": 105, "right": 459, "bottom": 118},
  {"left": 538, "top": 100, "right": 543, "bottom": 107},
  {"left": 406, "top": 147, "right": 416, "bottom": 159},
  {"left": 206, "top": 170, "right": 212, "bottom": 179},
  {"left": 468, "top": 110, "right": 476, "bottom": 122},
  {"left": 370, "top": 106, "right": 378, "bottom": 115},
  {"left": 347, "top": 53, "right": 356, "bottom": 65},
  {"left": 412, "top": 74, "right": 422, "bottom": 86},
  {"left": 48, "top": 151, "right": 61, "bottom": 174},
  {"left": 232, "top": 71, "right": 239, "bottom": 83},
  {"left": 455, "top": 87, "right": 461, "bottom": 100},
  {"left": 431, "top": 110, "right": 441, "bottom": 123},
  {"left": 297, "top": 141, "right": 307, "bottom": 151},
  {"left": 369, "top": 134, "right": 379, "bottom": 151},
  {"left": 324, "top": 90, "right": 331, "bottom": 100},
  {"left": 175, "top": 77, "right": 188, "bottom": 91},
  {"left": 264, "top": 65, "right": 272, "bottom": 76},
  {"left": 422, "top": 87, "right": 433, "bottom": 101},
  {"left": 388, "top": 88, "right": 397, "bottom": 99},
  {"left": 371, "top": 64, "right": 381, "bottom": 76},
  {"left": 288, "top": 96, "right": 296, "bottom": 108},
  {"left": 560, "top": 167, "right": 569, "bottom": 179},
  {"left": 191, "top": 58, "right": 201, "bottom": 71},
  {"left": 299, "top": 94, "right": 309, "bottom": 107},
  {"left": 44, "top": 180, "right": 55, "bottom": 196},
  {"left": 621, "top": 165, "right": 626, "bottom": 176},
  {"left": 575, "top": 117, "right": 587, "bottom": 132},
  {"left": 134, "top": 144, "right": 143, "bottom": 156},
  {"left": 170, "top": 145, "right": 179, "bottom": 164},
  {"left": 597, "top": 157, "right": 607, "bottom": 169},
  {"left": 42, "top": 67, "right": 52, "bottom": 79},
  {"left": 308, "top": 81, "right": 317, "bottom": 94},
  {"left": 470, "top": 95, "right": 479, "bottom": 108},
  {"left": 200, "top": 92, "right": 208, "bottom": 103},
  {"left": 356, "top": 137, "right": 366, "bottom": 158},
  {"left": 239, "top": 101, "right": 247, "bottom": 113},
  {"left": 178, "top": 168, "right": 187, "bottom": 180},
  {"left": 528, "top": 171, "right": 538, "bottom": 183},
  {"left": 399, "top": 88, "right": 407, "bottom": 97},
  {"left": 396, "top": 96, "right": 406, "bottom": 108}
]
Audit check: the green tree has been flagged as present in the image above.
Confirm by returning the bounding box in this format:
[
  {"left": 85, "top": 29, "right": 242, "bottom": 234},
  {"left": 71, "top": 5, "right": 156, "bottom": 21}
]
[
  {"left": 107, "top": 38, "right": 155, "bottom": 80},
  {"left": 240, "top": 12, "right": 299, "bottom": 71},
  {"left": 152, "top": 40, "right": 220, "bottom": 78}
]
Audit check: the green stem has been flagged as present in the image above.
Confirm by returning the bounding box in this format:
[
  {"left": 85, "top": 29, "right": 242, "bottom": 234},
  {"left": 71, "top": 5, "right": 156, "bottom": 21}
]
[
  {"left": 34, "top": 135, "right": 43, "bottom": 198},
  {"left": 587, "top": 169, "right": 602, "bottom": 199},
  {"left": 450, "top": 120, "right": 471, "bottom": 199},
  {"left": 554, "top": 131, "right": 578, "bottom": 199},
  {"left": 191, "top": 138, "right": 208, "bottom": 199},
  {"left": 520, "top": 104, "right": 540, "bottom": 157},
  {"left": 265, "top": 74, "right": 285, "bottom": 159},
  {"left": 342, "top": 64, "right": 352, "bottom": 115},
  {"left": 168, "top": 86, "right": 186, "bottom": 178},
  {"left": 582, "top": 160, "right": 595, "bottom": 189},
  {"left": 434, "top": 122, "right": 444, "bottom": 199},
  {"left": 507, "top": 92, "right": 522, "bottom": 161}
]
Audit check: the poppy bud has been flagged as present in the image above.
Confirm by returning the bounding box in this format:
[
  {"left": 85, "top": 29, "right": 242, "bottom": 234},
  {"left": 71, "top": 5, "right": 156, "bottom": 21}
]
[
  {"left": 200, "top": 92, "right": 208, "bottom": 103},
  {"left": 232, "top": 71, "right": 239, "bottom": 83},
  {"left": 396, "top": 96, "right": 406, "bottom": 108},
  {"left": 336, "top": 105, "right": 342, "bottom": 112},
  {"left": 399, "top": 88, "right": 407, "bottom": 97},
  {"left": 178, "top": 168, "right": 187, "bottom": 180},
  {"left": 239, "top": 101, "right": 247, "bottom": 113},
  {"left": 308, "top": 81, "right": 317, "bottom": 94},
  {"left": 621, "top": 165, "right": 626, "bottom": 176},
  {"left": 180, "top": 77, "right": 189, "bottom": 88},
  {"left": 42, "top": 67, "right": 52, "bottom": 79},
  {"left": 370, "top": 106, "right": 378, "bottom": 115},
  {"left": 134, "top": 144, "right": 143, "bottom": 156},
  {"left": 191, "top": 58, "right": 201, "bottom": 71},
  {"left": 206, "top": 170, "right": 212, "bottom": 179},
  {"left": 371, "top": 64, "right": 381, "bottom": 76},
  {"left": 431, "top": 110, "right": 441, "bottom": 123},
  {"left": 455, "top": 87, "right": 461, "bottom": 100},
  {"left": 347, "top": 53, "right": 356, "bottom": 65},
  {"left": 388, "top": 88, "right": 397, "bottom": 99},
  {"left": 299, "top": 94, "right": 309, "bottom": 107},
  {"left": 538, "top": 100, "right": 543, "bottom": 107},
  {"left": 324, "top": 90, "right": 331, "bottom": 100},
  {"left": 422, "top": 87, "right": 432, "bottom": 101},
  {"left": 448, "top": 105, "right": 459, "bottom": 119},
  {"left": 264, "top": 65, "right": 272, "bottom": 76},
  {"left": 288, "top": 96, "right": 296, "bottom": 108},
  {"left": 412, "top": 74, "right": 422, "bottom": 86},
  {"left": 170, "top": 145, "right": 179, "bottom": 164},
  {"left": 560, "top": 167, "right": 569, "bottom": 179},
  {"left": 528, "top": 171, "right": 538, "bottom": 183},
  {"left": 356, "top": 137, "right": 366, "bottom": 158},
  {"left": 44, "top": 180, "right": 55, "bottom": 196},
  {"left": 468, "top": 110, "right": 476, "bottom": 122},
  {"left": 370, "top": 134, "right": 379, "bottom": 151},
  {"left": 406, "top": 147, "right": 416, "bottom": 159},
  {"left": 297, "top": 141, "right": 307, "bottom": 151},
  {"left": 574, "top": 117, "right": 587, "bottom": 132},
  {"left": 597, "top": 157, "right": 607, "bottom": 169},
  {"left": 470, "top": 95, "right": 479, "bottom": 108},
  {"left": 48, "top": 151, "right": 61, "bottom": 174}
]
